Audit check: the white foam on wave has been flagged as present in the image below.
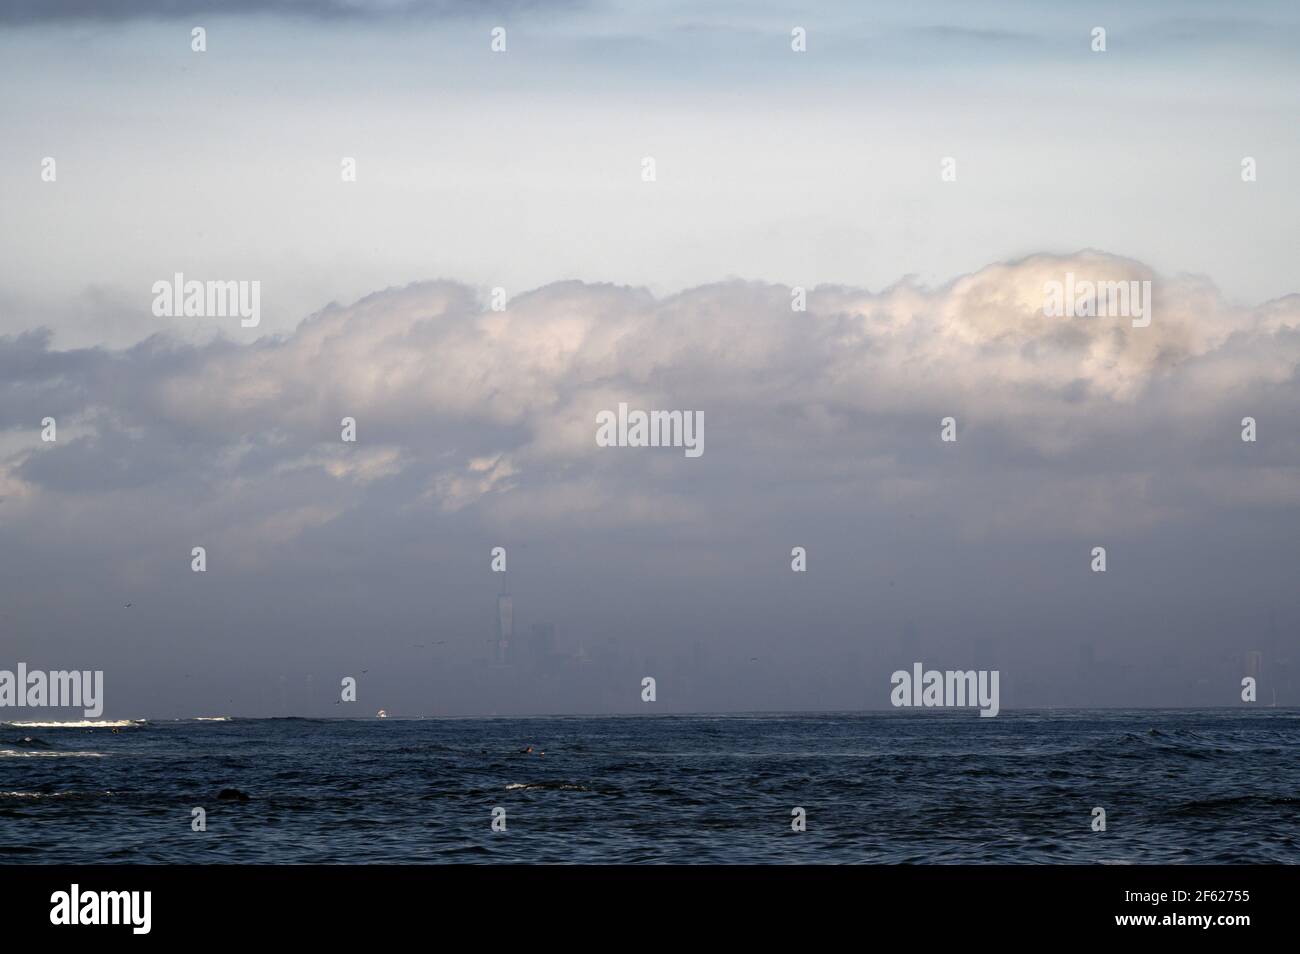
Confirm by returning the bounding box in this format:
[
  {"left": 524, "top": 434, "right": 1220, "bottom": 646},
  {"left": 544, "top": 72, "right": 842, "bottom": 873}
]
[
  {"left": 0, "top": 749, "right": 105, "bottom": 758},
  {"left": 1, "top": 790, "right": 113, "bottom": 798},
  {"left": 2, "top": 720, "right": 142, "bottom": 728},
  {"left": 193, "top": 717, "right": 231, "bottom": 722}
]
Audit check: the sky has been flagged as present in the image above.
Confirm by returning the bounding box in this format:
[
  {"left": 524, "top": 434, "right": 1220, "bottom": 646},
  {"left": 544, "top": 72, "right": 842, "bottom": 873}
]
[{"left": 0, "top": 1, "right": 1297, "bottom": 717}]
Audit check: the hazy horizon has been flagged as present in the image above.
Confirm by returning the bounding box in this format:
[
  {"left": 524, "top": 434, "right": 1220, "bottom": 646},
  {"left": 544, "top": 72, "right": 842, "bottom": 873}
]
[{"left": 2, "top": 1, "right": 1297, "bottom": 720}]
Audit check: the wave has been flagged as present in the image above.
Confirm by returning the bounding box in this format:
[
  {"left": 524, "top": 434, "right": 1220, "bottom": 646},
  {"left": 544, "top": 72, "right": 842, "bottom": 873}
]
[
  {"left": 193, "top": 717, "right": 231, "bottom": 722},
  {"left": 1, "top": 790, "right": 114, "bottom": 799},
  {"left": 2, "top": 719, "right": 143, "bottom": 728},
  {"left": 0, "top": 749, "right": 105, "bottom": 758},
  {"left": 504, "top": 782, "right": 591, "bottom": 792}
]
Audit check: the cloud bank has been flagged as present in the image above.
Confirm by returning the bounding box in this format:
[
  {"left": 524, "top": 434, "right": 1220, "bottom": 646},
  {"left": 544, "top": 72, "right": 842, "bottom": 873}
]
[{"left": 2, "top": 251, "right": 1297, "bottom": 716}]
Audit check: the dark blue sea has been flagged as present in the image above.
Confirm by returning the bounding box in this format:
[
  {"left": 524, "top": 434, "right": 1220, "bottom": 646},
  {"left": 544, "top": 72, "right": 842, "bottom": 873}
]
[{"left": 2, "top": 710, "right": 1296, "bottom": 864}]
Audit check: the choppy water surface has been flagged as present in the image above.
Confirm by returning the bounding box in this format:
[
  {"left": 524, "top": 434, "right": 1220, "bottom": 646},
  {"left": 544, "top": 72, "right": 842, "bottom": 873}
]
[{"left": 1, "top": 710, "right": 1296, "bottom": 863}]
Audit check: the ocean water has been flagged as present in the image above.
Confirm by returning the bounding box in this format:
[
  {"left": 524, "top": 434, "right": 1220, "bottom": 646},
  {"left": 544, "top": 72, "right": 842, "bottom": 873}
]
[{"left": 1, "top": 709, "right": 1296, "bottom": 864}]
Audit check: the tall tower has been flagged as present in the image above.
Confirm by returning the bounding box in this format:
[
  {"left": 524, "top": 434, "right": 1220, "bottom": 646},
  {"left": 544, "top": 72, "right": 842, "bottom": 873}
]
[{"left": 495, "top": 574, "right": 513, "bottom": 666}]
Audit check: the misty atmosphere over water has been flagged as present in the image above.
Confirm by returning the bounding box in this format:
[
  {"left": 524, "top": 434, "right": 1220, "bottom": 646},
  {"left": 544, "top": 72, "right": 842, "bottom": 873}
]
[
  {"left": 2, "top": 1, "right": 1298, "bottom": 720},
  {"left": 2, "top": 262, "right": 1297, "bottom": 718}
]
